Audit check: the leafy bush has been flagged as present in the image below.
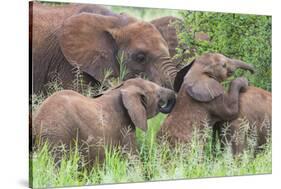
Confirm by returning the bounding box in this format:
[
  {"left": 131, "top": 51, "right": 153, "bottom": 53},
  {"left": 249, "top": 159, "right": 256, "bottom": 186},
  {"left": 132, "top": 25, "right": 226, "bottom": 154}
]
[{"left": 176, "top": 11, "right": 272, "bottom": 90}]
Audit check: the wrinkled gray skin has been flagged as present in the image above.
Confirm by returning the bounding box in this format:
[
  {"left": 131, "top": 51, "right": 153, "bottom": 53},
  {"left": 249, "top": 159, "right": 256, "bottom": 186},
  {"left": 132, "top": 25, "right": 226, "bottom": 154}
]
[
  {"left": 33, "top": 78, "right": 176, "bottom": 166},
  {"left": 31, "top": 2, "right": 179, "bottom": 94},
  {"left": 158, "top": 53, "right": 255, "bottom": 145}
]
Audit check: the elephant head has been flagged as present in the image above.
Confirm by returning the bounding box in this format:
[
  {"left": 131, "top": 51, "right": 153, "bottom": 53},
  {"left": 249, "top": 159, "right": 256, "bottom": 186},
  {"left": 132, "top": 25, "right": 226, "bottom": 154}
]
[
  {"left": 120, "top": 78, "right": 176, "bottom": 131},
  {"left": 174, "top": 53, "right": 255, "bottom": 102},
  {"left": 57, "top": 13, "right": 178, "bottom": 88},
  {"left": 158, "top": 53, "right": 254, "bottom": 145}
]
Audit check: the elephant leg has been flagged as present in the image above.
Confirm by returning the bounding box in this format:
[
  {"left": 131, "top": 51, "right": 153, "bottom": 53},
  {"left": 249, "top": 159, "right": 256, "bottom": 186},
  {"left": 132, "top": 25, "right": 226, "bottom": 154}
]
[
  {"left": 218, "top": 120, "right": 245, "bottom": 155},
  {"left": 218, "top": 122, "right": 230, "bottom": 152},
  {"left": 86, "top": 145, "right": 105, "bottom": 168},
  {"left": 229, "top": 119, "right": 247, "bottom": 155},
  {"left": 212, "top": 122, "right": 223, "bottom": 155},
  {"left": 257, "top": 117, "right": 271, "bottom": 146}
]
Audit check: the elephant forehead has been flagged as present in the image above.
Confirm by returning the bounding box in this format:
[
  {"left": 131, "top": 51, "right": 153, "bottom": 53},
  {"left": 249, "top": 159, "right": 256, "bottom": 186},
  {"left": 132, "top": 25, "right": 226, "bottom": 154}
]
[
  {"left": 132, "top": 39, "right": 169, "bottom": 56},
  {"left": 127, "top": 21, "right": 159, "bottom": 34},
  {"left": 212, "top": 54, "right": 227, "bottom": 62},
  {"left": 201, "top": 53, "right": 226, "bottom": 62},
  {"left": 122, "top": 22, "right": 169, "bottom": 54},
  {"left": 127, "top": 22, "right": 166, "bottom": 42},
  {"left": 123, "top": 78, "right": 160, "bottom": 94},
  {"left": 125, "top": 78, "right": 159, "bottom": 88}
]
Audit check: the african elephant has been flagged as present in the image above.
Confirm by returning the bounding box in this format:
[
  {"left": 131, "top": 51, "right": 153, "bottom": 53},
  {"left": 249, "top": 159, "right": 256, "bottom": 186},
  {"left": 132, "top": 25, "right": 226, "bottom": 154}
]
[
  {"left": 32, "top": 78, "right": 176, "bottom": 166},
  {"left": 30, "top": 2, "right": 179, "bottom": 94},
  {"left": 158, "top": 53, "right": 255, "bottom": 146}
]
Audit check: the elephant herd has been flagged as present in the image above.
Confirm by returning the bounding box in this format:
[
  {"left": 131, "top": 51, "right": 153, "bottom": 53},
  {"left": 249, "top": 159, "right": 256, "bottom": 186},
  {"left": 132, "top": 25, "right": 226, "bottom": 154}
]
[{"left": 31, "top": 2, "right": 272, "bottom": 167}]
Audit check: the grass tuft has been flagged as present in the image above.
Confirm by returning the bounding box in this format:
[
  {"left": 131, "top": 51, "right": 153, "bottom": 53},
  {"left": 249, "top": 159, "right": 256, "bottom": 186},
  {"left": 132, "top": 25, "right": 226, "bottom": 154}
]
[{"left": 30, "top": 113, "right": 271, "bottom": 188}]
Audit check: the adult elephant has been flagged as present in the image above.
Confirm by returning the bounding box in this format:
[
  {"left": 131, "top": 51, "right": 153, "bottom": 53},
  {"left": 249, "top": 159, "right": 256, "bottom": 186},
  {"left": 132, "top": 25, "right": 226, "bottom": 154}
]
[{"left": 30, "top": 2, "right": 179, "bottom": 93}]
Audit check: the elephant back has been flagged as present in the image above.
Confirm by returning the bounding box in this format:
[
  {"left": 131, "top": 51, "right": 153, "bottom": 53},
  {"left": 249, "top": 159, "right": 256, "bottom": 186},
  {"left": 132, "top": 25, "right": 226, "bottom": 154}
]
[{"left": 239, "top": 86, "right": 272, "bottom": 124}]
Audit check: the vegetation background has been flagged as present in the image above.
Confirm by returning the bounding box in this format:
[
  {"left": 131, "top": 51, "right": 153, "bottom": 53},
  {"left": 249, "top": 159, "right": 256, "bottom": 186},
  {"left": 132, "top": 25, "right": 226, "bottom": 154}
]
[
  {"left": 30, "top": 3, "right": 272, "bottom": 188},
  {"left": 176, "top": 11, "right": 271, "bottom": 91}
]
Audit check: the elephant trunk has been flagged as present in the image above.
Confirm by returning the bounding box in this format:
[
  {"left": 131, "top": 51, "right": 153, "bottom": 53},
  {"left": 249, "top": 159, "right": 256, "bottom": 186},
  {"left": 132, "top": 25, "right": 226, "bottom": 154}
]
[
  {"left": 158, "top": 88, "right": 176, "bottom": 114},
  {"left": 159, "top": 57, "right": 179, "bottom": 89},
  {"left": 230, "top": 59, "right": 255, "bottom": 74}
]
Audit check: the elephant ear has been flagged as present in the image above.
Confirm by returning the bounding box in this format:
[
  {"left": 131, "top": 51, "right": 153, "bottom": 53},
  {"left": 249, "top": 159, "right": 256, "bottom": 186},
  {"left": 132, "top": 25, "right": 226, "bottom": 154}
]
[
  {"left": 151, "top": 16, "right": 181, "bottom": 57},
  {"left": 173, "top": 59, "right": 195, "bottom": 92},
  {"left": 121, "top": 86, "right": 147, "bottom": 132},
  {"left": 186, "top": 75, "right": 224, "bottom": 102},
  {"left": 57, "top": 13, "right": 119, "bottom": 81}
]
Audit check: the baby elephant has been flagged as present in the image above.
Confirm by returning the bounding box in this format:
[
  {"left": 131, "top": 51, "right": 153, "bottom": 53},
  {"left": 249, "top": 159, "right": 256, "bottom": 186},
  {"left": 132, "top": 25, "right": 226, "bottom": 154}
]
[
  {"left": 33, "top": 78, "right": 176, "bottom": 165},
  {"left": 216, "top": 86, "right": 271, "bottom": 155},
  {"left": 158, "top": 53, "right": 255, "bottom": 145}
]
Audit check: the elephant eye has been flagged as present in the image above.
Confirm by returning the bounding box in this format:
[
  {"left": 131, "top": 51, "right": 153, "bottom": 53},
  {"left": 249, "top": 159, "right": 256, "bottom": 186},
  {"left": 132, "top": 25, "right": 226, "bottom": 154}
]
[
  {"left": 134, "top": 52, "right": 146, "bottom": 63},
  {"left": 222, "top": 63, "right": 227, "bottom": 68}
]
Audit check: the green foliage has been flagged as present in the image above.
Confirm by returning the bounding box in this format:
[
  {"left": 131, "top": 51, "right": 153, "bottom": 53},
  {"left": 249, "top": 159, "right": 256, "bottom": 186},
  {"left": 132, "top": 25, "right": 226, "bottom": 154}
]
[{"left": 177, "top": 11, "right": 272, "bottom": 90}]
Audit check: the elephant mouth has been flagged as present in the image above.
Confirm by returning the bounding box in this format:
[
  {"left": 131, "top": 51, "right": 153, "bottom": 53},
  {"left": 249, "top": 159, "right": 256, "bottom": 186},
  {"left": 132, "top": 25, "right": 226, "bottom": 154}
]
[
  {"left": 158, "top": 97, "right": 176, "bottom": 114},
  {"left": 227, "top": 70, "right": 234, "bottom": 77},
  {"left": 124, "top": 72, "right": 148, "bottom": 80}
]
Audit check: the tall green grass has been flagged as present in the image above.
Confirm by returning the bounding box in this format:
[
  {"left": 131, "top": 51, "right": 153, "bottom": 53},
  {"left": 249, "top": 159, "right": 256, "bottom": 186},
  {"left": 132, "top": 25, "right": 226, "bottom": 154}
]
[{"left": 30, "top": 112, "right": 271, "bottom": 188}]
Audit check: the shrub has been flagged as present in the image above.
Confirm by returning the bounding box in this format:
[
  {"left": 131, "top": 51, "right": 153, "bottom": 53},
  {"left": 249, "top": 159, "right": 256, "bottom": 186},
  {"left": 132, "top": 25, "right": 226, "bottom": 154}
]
[{"left": 176, "top": 11, "right": 272, "bottom": 91}]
